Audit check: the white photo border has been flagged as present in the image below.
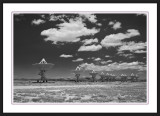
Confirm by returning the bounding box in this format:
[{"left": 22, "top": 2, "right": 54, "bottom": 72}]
[{"left": 3, "top": 3, "right": 157, "bottom": 113}]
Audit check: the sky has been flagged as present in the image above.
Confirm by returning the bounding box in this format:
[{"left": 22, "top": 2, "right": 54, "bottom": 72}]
[{"left": 14, "top": 13, "right": 147, "bottom": 79}]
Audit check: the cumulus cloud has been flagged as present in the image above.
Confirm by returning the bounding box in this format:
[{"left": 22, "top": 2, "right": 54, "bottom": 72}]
[
  {"left": 79, "top": 13, "right": 97, "bottom": 23},
  {"left": 60, "top": 54, "right": 73, "bottom": 58},
  {"left": 82, "top": 38, "right": 98, "bottom": 45},
  {"left": 49, "top": 13, "right": 98, "bottom": 24},
  {"left": 113, "top": 22, "right": 121, "bottom": 30},
  {"left": 107, "top": 60, "right": 112, "bottom": 63},
  {"left": 109, "top": 21, "right": 114, "bottom": 25},
  {"left": 88, "top": 57, "right": 95, "bottom": 59},
  {"left": 49, "top": 15, "right": 59, "bottom": 21},
  {"left": 78, "top": 44, "right": 102, "bottom": 52},
  {"left": 41, "top": 18, "right": 99, "bottom": 44},
  {"left": 79, "top": 61, "right": 146, "bottom": 72},
  {"left": 94, "top": 58, "right": 101, "bottom": 61},
  {"left": 134, "top": 50, "right": 146, "bottom": 53},
  {"left": 49, "top": 14, "right": 66, "bottom": 22},
  {"left": 118, "top": 53, "right": 135, "bottom": 59},
  {"left": 100, "top": 61, "right": 108, "bottom": 64},
  {"left": 109, "top": 21, "right": 122, "bottom": 30},
  {"left": 101, "top": 29, "right": 140, "bottom": 48},
  {"left": 72, "top": 58, "right": 84, "bottom": 62},
  {"left": 40, "top": 14, "right": 45, "bottom": 18},
  {"left": 118, "top": 41, "right": 146, "bottom": 52},
  {"left": 105, "top": 55, "right": 110, "bottom": 58},
  {"left": 79, "top": 63, "right": 107, "bottom": 71},
  {"left": 100, "top": 60, "right": 112, "bottom": 65},
  {"left": 97, "top": 23, "right": 102, "bottom": 26},
  {"left": 31, "top": 19, "right": 45, "bottom": 25}
]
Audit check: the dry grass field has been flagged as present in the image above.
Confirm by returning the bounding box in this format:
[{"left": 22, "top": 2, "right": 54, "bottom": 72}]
[{"left": 13, "top": 81, "right": 146, "bottom": 103}]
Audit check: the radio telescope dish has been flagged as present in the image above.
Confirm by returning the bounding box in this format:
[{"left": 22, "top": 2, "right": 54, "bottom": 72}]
[
  {"left": 72, "top": 66, "right": 82, "bottom": 82},
  {"left": 32, "top": 58, "right": 54, "bottom": 83},
  {"left": 73, "top": 66, "right": 81, "bottom": 74},
  {"left": 32, "top": 58, "right": 54, "bottom": 71}
]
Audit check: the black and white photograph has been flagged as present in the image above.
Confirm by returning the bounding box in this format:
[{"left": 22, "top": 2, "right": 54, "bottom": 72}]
[{"left": 13, "top": 12, "right": 148, "bottom": 104}]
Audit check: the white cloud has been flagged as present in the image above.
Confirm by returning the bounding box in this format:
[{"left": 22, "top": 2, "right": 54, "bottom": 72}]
[
  {"left": 72, "top": 58, "right": 84, "bottom": 62},
  {"left": 101, "top": 29, "right": 140, "bottom": 48},
  {"left": 100, "top": 60, "right": 112, "bottom": 64},
  {"left": 79, "top": 61, "right": 146, "bottom": 72},
  {"left": 79, "top": 13, "right": 97, "bottom": 23},
  {"left": 134, "top": 50, "right": 146, "bottom": 53},
  {"left": 60, "top": 54, "right": 73, "bottom": 58},
  {"left": 48, "top": 14, "right": 98, "bottom": 24},
  {"left": 31, "top": 19, "right": 45, "bottom": 25},
  {"left": 118, "top": 41, "right": 146, "bottom": 52},
  {"left": 82, "top": 38, "right": 98, "bottom": 45},
  {"left": 79, "top": 63, "right": 109, "bottom": 71},
  {"left": 118, "top": 53, "right": 133, "bottom": 57},
  {"left": 109, "top": 21, "right": 114, "bottom": 25},
  {"left": 101, "top": 57, "right": 112, "bottom": 65},
  {"left": 109, "top": 21, "right": 122, "bottom": 30},
  {"left": 41, "top": 18, "right": 99, "bottom": 44},
  {"left": 78, "top": 44, "right": 102, "bottom": 52},
  {"left": 117, "top": 50, "right": 137, "bottom": 59},
  {"left": 113, "top": 22, "right": 121, "bottom": 30},
  {"left": 107, "top": 60, "right": 112, "bottom": 63},
  {"left": 49, "top": 13, "right": 98, "bottom": 24},
  {"left": 94, "top": 58, "right": 101, "bottom": 61},
  {"left": 97, "top": 23, "right": 102, "bottom": 26},
  {"left": 120, "top": 54, "right": 135, "bottom": 59},
  {"left": 49, "top": 15, "right": 59, "bottom": 21},
  {"left": 100, "top": 61, "right": 108, "bottom": 64},
  {"left": 49, "top": 14, "right": 66, "bottom": 22},
  {"left": 88, "top": 57, "right": 95, "bottom": 59},
  {"left": 40, "top": 15, "right": 45, "bottom": 18},
  {"left": 105, "top": 55, "right": 110, "bottom": 58}
]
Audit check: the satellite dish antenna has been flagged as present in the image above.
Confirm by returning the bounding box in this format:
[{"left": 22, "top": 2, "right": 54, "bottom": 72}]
[
  {"left": 32, "top": 58, "right": 54, "bottom": 83},
  {"left": 39, "top": 58, "right": 47, "bottom": 64},
  {"left": 89, "top": 70, "right": 98, "bottom": 82},
  {"left": 72, "top": 66, "right": 82, "bottom": 82},
  {"left": 101, "top": 72, "right": 104, "bottom": 75},
  {"left": 100, "top": 72, "right": 105, "bottom": 82},
  {"left": 75, "top": 66, "right": 81, "bottom": 71}
]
